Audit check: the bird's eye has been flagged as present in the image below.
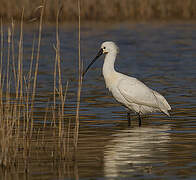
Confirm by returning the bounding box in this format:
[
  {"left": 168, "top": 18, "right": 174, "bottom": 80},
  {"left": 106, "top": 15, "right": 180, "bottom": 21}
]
[{"left": 103, "top": 47, "right": 106, "bottom": 49}]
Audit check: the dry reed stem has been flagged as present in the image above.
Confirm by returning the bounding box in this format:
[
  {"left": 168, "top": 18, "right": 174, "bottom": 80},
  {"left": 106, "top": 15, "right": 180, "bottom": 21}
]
[
  {"left": 52, "top": 34, "right": 57, "bottom": 128},
  {"left": 0, "top": 19, "right": 3, "bottom": 77},
  {"left": 53, "top": 7, "right": 61, "bottom": 129},
  {"left": 55, "top": 8, "right": 64, "bottom": 138},
  {"left": 5, "top": 27, "right": 11, "bottom": 129},
  {"left": 30, "top": 1, "right": 45, "bottom": 138},
  {"left": 25, "top": 37, "right": 35, "bottom": 134},
  {"left": 0, "top": 20, "right": 3, "bottom": 122},
  {"left": 74, "top": 0, "right": 82, "bottom": 152},
  {"left": 11, "top": 19, "right": 16, "bottom": 86},
  {"left": 15, "top": 8, "right": 24, "bottom": 137},
  {"left": 55, "top": 6, "right": 72, "bottom": 159},
  {"left": 6, "top": 27, "right": 11, "bottom": 94}
]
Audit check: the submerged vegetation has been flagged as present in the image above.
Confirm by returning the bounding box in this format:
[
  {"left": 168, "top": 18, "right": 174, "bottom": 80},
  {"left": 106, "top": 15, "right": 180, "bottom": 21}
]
[{"left": 1, "top": 0, "right": 196, "bottom": 22}]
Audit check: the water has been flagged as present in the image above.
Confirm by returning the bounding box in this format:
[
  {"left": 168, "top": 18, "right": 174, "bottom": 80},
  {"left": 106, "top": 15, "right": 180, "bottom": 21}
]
[{"left": 1, "top": 22, "right": 196, "bottom": 179}]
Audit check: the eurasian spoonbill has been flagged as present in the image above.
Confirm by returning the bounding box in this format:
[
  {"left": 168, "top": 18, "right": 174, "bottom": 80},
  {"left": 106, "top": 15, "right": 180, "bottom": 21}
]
[{"left": 83, "top": 41, "right": 171, "bottom": 126}]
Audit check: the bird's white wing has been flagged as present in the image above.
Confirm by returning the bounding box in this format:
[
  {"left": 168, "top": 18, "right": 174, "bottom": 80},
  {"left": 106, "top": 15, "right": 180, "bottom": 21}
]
[{"left": 117, "top": 77, "right": 171, "bottom": 112}]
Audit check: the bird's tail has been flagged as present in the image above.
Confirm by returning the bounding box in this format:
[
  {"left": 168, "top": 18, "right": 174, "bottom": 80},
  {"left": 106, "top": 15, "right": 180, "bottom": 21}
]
[
  {"left": 162, "top": 109, "right": 170, "bottom": 116},
  {"left": 152, "top": 90, "right": 171, "bottom": 116}
]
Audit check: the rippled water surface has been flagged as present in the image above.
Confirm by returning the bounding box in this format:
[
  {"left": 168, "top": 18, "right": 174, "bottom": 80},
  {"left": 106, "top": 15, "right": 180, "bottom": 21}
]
[{"left": 2, "top": 22, "right": 196, "bottom": 179}]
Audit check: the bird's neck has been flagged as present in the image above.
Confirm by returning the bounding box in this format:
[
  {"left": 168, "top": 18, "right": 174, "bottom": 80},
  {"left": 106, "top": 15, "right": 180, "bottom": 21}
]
[{"left": 103, "top": 52, "right": 117, "bottom": 78}]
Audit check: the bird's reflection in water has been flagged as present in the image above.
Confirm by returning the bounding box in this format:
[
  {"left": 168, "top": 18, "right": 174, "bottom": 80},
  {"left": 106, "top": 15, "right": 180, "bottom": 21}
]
[{"left": 104, "top": 125, "right": 171, "bottom": 178}]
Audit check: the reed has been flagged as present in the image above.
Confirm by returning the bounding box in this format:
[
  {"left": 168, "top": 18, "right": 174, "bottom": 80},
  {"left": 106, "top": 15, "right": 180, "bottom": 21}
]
[
  {"left": 52, "top": 6, "right": 71, "bottom": 159},
  {"left": 74, "top": 0, "right": 82, "bottom": 152},
  {"left": 0, "top": 1, "right": 46, "bottom": 168},
  {"left": 0, "top": 0, "right": 84, "bottom": 172},
  {"left": 0, "top": 16, "right": 21, "bottom": 167}
]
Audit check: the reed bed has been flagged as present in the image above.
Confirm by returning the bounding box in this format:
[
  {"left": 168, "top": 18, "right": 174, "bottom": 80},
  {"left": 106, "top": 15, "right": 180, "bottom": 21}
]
[
  {"left": 0, "top": 0, "right": 82, "bottom": 171},
  {"left": 1, "top": 0, "right": 196, "bottom": 22}
]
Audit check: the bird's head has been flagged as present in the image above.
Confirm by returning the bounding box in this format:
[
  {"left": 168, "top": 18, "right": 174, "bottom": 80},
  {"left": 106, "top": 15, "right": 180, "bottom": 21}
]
[
  {"left": 83, "top": 41, "right": 118, "bottom": 77},
  {"left": 101, "top": 41, "right": 119, "bottom": 54}
]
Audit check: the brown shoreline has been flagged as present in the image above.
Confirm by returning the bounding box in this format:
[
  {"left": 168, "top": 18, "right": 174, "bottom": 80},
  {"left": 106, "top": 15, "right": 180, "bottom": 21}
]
[{"left": 1, "top": 0, "right": 196, "bottom": 23}]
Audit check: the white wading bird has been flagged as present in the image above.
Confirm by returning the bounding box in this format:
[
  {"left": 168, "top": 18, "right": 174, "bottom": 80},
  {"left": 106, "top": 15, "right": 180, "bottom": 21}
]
[{"left": 83, "top": 41, "right": 171, "bottom": 126}]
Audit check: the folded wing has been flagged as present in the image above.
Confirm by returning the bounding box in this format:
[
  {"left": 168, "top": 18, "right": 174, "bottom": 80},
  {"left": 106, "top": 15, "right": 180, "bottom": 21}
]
[{"left": 117, "top": 77, "right": 171, "bottom": 115}]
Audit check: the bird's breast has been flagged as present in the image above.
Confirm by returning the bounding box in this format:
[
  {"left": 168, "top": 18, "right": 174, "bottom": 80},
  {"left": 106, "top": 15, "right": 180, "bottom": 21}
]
[{"left": 103, "top": 74, "right": 118, "bottom": 92}]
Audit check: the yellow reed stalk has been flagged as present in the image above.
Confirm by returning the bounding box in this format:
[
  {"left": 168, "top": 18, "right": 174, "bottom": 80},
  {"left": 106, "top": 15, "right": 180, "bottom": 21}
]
[
  {"left": 5, "top": 27, "right": 11, "bottom": 127},
  {"left": 25, "top": 37, "right": 35, "bottom": 134},
  {"left": 0, "top": 19, "right": 3, "bottom": 78},
  {"left": 74, "top": 0, "right": 83, "bottom": 151},
  {"left": 15, "top": 8, "right": 24, "bottom": 136},
  {"left": 55, "top": 8, "right": 63, "bottom": 137},
  {"left": 11, "top": 19, "right": 16, "bottom": 86},
  {"left": 30, "top": 1, "right": 45, "bottom": 137}
]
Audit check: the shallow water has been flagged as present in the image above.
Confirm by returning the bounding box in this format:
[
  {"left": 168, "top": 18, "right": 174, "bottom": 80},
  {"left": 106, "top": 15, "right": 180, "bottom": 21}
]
[{"left": 1, "top": 22, "right": 196, "bottom": 179}]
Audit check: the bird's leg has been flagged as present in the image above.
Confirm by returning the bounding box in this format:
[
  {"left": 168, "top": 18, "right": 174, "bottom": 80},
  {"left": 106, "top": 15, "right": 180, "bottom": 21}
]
[
  {"left": 138, "top": 113, "right": 142, "bottom": 127},
  {"left": 127, "top": 112, "right": 131, "bottom": 126}
]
